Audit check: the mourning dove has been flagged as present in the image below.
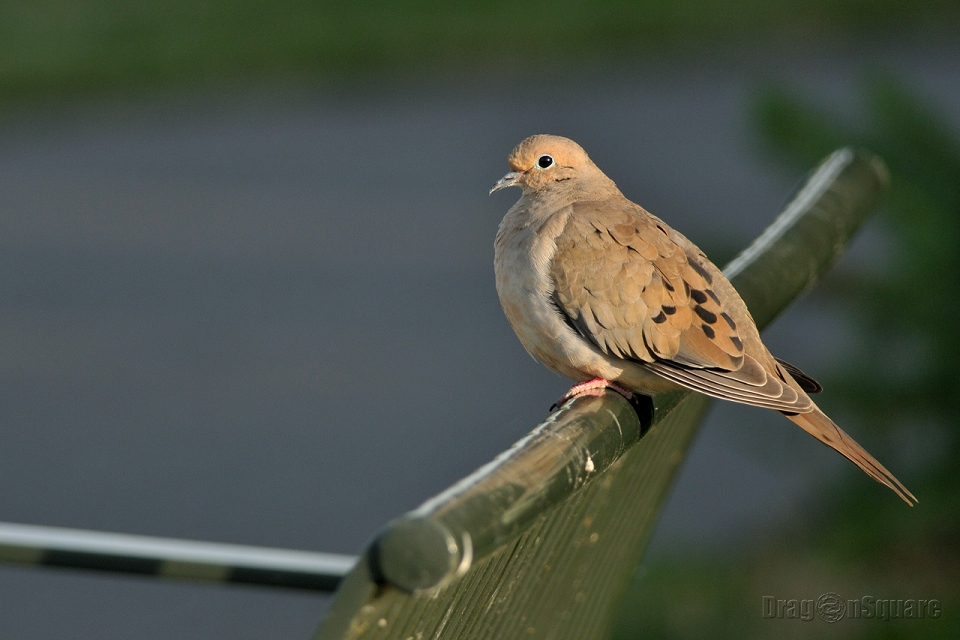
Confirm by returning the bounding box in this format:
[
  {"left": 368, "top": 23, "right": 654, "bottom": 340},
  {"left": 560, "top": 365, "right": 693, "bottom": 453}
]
[{"left": 491, "top": 134, "right": 916, "bottom": 505}]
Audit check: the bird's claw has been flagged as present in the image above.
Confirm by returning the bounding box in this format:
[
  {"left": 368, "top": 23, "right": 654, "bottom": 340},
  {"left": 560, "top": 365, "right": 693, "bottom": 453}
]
[{"left": 549, "top": 378, "right": 634, "bottom": 412}]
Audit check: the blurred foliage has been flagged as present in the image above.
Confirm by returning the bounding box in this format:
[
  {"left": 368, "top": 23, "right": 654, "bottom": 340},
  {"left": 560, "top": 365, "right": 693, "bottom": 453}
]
[
  {"left": 2, "top": 0, "right": 960, "bottom": 101},
  {"left": 613, "top": 76, "right": 960, "bottom": 638},
  {"left": 756, "top": 74, "right": 960, "bottom": 555}
]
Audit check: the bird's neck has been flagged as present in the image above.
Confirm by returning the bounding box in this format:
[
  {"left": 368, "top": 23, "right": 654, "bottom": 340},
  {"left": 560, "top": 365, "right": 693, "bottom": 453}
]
[{"left": 520, "top": 177, "right": 622, "bottom": 216}]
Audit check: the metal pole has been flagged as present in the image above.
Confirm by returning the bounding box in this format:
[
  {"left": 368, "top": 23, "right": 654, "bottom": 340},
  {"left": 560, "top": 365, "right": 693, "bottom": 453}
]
[{"left": 0, "top": 521, "right": 356, "bottom": 592}]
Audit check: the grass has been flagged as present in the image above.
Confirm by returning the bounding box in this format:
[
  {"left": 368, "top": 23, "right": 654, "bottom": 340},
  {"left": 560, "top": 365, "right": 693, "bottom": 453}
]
[{"left": 1, "top": 0, "right": 959, "bottom": 100}]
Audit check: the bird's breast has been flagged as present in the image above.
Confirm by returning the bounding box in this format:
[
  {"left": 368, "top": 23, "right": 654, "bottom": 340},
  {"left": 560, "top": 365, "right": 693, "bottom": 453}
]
[
  {"left": 494, "top": 207, "right": 616, "bottom": 382},
  {"left": 494, "top": 210, "right": 565, "bottom": 344}
]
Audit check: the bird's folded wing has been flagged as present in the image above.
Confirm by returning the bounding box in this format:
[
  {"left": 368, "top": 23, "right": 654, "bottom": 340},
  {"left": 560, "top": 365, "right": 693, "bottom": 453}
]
[{"left": 550, "top": 200, "right": 812, "bottom": 413}]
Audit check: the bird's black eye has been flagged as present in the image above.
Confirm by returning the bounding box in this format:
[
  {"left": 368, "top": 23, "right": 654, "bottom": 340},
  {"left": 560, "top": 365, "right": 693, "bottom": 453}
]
[{"left": 537, "top": 154, "right": 554, "bottom": 169}]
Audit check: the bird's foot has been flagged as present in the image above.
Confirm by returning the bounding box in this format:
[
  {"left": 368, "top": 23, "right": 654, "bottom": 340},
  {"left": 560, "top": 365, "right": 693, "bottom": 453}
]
[{"left": 550, "top": 378, "right": 634, "bottom": 411}]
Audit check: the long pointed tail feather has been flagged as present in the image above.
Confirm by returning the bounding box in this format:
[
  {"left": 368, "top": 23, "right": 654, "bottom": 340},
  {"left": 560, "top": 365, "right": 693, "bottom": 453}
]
[{"left": 784, "top": 407, "right": 917, "bottom": 506}]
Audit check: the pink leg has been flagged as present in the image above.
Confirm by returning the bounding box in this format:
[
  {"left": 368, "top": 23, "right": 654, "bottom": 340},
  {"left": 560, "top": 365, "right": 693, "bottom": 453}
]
[{"left": 551, "top": 377, "right": 634, "bottom": 411}]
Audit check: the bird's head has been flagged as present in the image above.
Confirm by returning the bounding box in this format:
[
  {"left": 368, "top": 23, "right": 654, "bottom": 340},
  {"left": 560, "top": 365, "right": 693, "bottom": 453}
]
[{"left": 490, "top": 134, "right": 605, "bottom": 195}]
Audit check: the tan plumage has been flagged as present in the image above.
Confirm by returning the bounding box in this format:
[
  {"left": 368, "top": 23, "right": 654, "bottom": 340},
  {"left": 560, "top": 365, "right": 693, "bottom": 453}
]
[{"left": 492, "top": 134, "right": 915, "bottom": 505}]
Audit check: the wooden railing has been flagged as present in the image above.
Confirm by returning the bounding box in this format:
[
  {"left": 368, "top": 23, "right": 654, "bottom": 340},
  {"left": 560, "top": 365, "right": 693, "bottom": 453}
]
[{"left": 314, "top": 149, "right": 888, "bottom": 640}]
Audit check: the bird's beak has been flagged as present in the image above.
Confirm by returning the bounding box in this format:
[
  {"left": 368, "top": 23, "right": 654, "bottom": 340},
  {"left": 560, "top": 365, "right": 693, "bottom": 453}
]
[{"left": 489, "top": 171, "right": 524, "bottom": 195}]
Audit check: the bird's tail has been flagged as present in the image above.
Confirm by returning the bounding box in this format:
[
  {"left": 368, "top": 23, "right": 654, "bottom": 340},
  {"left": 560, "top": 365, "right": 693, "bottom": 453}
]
[{"left": 784, "top": 407, "right": 917, "bottom": 506}]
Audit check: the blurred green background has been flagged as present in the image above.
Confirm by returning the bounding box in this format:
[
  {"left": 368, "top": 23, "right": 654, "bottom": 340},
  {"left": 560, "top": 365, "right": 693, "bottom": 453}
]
[
  {"left": 2, "top": 0, "right": 959, "bottom": 99},
  {"left": 1, "top": 1, "right": 958, "bottom": 639},
  {"left": 616, "top": 75, "right": 960, "bottom": 639}
]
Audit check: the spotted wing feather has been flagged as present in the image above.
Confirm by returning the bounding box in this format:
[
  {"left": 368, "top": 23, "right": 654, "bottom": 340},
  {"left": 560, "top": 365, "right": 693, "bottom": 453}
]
[{"left": 550, "top": 200, "right": 812, "bottom": 413}]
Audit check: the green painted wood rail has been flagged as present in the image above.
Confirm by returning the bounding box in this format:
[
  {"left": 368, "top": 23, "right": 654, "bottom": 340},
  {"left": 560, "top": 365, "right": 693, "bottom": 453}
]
[{"left": 314, "top": 149, "right": 889, "bottom": 640}]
